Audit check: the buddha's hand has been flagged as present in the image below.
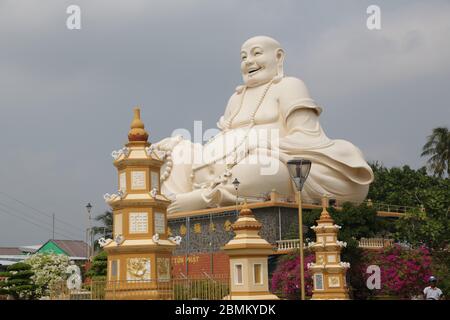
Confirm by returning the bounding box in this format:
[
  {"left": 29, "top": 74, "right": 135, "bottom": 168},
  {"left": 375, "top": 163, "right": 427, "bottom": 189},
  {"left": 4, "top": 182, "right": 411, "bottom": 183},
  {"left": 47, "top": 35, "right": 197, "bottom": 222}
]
[{"left": 153, "top": 135, "right": 184, "bottom": 152}]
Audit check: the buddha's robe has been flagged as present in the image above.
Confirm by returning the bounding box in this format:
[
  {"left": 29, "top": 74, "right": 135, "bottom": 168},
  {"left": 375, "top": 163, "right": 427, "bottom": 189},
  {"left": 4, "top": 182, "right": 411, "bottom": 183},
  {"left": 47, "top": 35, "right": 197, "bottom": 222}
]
[{"left": 160, "top": 76, "right": 373, "bottom": 211}]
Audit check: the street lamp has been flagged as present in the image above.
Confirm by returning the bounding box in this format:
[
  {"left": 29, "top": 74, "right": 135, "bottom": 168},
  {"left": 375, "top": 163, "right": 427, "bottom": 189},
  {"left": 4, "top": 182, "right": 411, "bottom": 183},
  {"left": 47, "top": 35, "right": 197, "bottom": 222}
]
[
  {"left": 232, "top": 178, "right": 240, "bottom": 215},
  {"left": 287, "top": 158, "right": 312, "bottom": 301},
  {"left": 85, "top": 202, "right": 93, "bottom": 260}
]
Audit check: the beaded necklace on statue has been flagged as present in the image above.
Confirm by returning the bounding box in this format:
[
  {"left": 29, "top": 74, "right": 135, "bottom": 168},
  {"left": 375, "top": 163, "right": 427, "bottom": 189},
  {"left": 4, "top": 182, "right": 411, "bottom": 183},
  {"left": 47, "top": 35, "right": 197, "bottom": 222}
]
[
  {"left": 225, "top": 79, "right": 274, "bottom": 130},
  {"left": 192, "top": 79, "right": 274, "bottom": 174},
  {"left": 158, "top": 78, "right": 275, "bottom": 184}
]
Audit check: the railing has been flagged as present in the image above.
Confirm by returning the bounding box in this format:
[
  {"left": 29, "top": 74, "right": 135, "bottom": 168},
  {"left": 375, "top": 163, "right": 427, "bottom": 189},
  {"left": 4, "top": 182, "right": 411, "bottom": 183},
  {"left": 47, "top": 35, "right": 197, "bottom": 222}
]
[
  {"left": 276, "top": 239, "right": 307, "bottom": 252},
  {"left": 49, "top": 281, "right": 93, "bottom": 300},
  {"left": 268, "top": 191, "right": 421, "bottom": 214},
  {"left": 365, "top": 202, "right": 419, "bottom": 214},
  {"left": 358, "top": 238, "right": 394, "bottom": 249},
  {"left": 276, "top": 238, "right": 394, "bottom": 252},
  {"left": 50, "top": 275, "right": 230, "bottom": 300},
  {"left": 172, "top": 275, "right": 230, "bottom": 300}
]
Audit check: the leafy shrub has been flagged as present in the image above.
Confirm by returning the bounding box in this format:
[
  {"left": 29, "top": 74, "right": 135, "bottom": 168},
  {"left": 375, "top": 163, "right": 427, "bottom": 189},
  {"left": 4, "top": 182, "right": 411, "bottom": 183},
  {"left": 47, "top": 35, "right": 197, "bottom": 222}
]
[
  {"left": 430, "top": 249, "right": 449, "bottom": 299},
  {"left": 0, "top": 262, "right": 36, "bottom": 299},
  {"left": 361, "top": 244, "right": 432, "bottom": 299},
  {"left": 270, "top": 251, "right": 315, "bottom": 299},
  {"left": 85, "top": 251, "right": 107, "bottom": 279}
]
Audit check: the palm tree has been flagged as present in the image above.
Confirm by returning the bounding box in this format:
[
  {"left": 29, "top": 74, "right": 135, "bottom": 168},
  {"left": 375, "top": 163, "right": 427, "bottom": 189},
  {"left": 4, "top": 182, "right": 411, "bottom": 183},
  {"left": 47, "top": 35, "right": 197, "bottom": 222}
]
[
  {"left": 421, "top": 127, "right": 450, "bottom": 178},
  {"left": 92, "top": 210, "right": 113, "bottom": 240}
]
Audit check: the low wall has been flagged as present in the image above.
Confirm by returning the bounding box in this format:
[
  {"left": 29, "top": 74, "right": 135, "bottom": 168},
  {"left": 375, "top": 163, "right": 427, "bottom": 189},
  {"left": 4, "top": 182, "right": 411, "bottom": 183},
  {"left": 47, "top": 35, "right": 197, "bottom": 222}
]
[
  {"left": 171, "top": 252, "right": 230, "bottom": 277},
  {"left": 168, "top": 206, "right": 304, "bottom": 256}
]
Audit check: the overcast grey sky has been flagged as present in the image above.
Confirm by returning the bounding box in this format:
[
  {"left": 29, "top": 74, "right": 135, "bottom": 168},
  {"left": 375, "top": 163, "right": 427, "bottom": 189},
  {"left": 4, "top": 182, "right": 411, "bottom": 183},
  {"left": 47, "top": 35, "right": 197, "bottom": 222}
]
[{"left": 0, "top": 0, "right": 449, "bottom": 246}]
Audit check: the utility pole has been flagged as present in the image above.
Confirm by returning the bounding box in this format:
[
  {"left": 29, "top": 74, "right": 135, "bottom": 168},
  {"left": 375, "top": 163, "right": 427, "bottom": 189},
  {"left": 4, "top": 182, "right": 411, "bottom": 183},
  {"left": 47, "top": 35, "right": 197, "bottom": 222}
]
[
  {"left": 85, "top": 203, "right": 93, "bottom": 260},
  {"left": 52, "top": 213, "right": 55, "bottom": 240}
]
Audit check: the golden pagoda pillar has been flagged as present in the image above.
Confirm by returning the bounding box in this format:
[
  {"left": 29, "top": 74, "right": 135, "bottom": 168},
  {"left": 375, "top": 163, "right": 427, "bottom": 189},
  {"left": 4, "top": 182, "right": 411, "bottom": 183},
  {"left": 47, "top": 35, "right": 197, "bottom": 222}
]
[
  {"left": 102, "top": 107, "right": 178, "bottom": 300},
  {"left": 308, "top": 195, "right": 350, "bottom": 300}
]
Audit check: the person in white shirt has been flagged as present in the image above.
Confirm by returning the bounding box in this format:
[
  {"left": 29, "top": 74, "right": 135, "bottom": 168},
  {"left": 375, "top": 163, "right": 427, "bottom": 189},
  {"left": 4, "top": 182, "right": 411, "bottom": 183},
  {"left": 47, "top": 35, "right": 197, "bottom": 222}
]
[{"left": 423, "top": 276, "right": 443, "bottom": 300}]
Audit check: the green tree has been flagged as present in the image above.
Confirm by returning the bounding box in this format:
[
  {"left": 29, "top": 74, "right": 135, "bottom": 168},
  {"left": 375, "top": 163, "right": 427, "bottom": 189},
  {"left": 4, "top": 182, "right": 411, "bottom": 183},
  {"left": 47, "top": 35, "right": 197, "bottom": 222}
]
[
  {"left": 431, "top": 250, "right": 450, "bottom": 299},
  {"left": 368, "top": 163, "right": 449, "bottom": 249},
  {"left": 92, "top": 210, "right": 113, "bottom": 251},
  {"left": 85, "top": 251, "right": 107, "bottom": 281},
  {"left": 92, "top": 211, "right": 113, "bottom": 237},
  {"left": 421, "top": 127, "right": 450, "bottom": 178},
  {"left": 303, "top": 203, "right": 393, "bottom": 246},
  {"left": 0, "top": 262, "right": 36, "bottom": 299}
]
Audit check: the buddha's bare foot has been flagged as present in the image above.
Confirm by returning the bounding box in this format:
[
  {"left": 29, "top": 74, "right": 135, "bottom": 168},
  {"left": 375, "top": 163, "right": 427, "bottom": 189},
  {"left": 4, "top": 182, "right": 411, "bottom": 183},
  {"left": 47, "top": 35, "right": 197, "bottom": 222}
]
[{"left": 167, "top": 189, "right": 208, "bottom": 214}]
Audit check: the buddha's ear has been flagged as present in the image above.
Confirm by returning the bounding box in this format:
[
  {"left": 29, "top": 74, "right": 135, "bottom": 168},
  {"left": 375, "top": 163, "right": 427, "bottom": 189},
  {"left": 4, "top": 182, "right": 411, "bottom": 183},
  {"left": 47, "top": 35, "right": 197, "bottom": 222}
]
[
  {"left": 276, "top": 48, "right": 285, "bottom": 64},
  {"left": 275, "top": 48, "right": 285, "bottom": 81}
]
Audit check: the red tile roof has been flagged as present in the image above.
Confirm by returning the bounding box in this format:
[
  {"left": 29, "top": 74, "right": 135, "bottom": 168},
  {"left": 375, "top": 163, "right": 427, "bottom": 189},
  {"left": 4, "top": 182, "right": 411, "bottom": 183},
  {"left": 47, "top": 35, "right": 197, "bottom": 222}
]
[
  {"left": 51, "top": 240, "right": 88, "bottom": 258},
  {"left": 0, "top": 247, "right": 23, "bottom": 255}
]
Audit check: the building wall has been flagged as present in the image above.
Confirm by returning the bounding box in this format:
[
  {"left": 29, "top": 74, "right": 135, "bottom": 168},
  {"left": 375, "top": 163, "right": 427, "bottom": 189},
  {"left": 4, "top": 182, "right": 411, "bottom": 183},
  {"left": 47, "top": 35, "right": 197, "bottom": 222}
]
[
  {"left": 168, "top": 206, "right": 304, "bottom": 256},
  {"left": 168, "top": 206, "right": 307, "bottom": 277},
  {"left": 171, "top": 252, "right": 229, "bottom": 277}
]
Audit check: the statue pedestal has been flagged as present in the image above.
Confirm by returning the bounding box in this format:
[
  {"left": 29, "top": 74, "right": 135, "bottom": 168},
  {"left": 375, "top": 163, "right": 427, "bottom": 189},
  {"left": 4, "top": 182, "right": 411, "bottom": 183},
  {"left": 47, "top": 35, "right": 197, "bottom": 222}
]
[{"left": 168, "top": 200, "right": 314, "bottom": 262}]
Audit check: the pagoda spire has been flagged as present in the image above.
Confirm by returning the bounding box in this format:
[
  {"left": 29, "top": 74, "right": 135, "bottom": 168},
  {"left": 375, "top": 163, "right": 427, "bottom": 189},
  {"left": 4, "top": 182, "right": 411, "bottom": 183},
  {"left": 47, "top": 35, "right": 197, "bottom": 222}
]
[
  {"left": 319, "top": 195, "right": 333, "bottom": 221},
  {"left": 127, "top": 107, "right": 149, "bottom": 144}
]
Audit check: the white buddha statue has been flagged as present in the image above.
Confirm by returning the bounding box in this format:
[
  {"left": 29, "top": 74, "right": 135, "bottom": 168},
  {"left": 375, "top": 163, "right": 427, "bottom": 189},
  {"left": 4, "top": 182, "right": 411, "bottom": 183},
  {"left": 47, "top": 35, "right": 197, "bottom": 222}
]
[{"left": 155, "top": 36, "right": 374, "bottom": 213}]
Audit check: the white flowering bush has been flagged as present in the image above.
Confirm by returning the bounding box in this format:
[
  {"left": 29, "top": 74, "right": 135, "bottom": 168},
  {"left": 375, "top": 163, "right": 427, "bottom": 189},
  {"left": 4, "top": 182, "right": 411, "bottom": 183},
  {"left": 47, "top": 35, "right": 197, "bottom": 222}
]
[{"left": 25, "top": 253, "right": 70, "bottom": 297}]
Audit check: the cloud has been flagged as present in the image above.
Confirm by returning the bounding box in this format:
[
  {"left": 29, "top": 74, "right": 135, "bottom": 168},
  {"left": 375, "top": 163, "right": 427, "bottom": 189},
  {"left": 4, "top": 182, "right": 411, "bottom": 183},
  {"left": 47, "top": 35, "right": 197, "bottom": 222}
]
[
  {"left": 0, "top": 1, "right": 449, "bottom": 245},
  {"left": 297, "top": 1, "right": 450, "bottom": 99}
]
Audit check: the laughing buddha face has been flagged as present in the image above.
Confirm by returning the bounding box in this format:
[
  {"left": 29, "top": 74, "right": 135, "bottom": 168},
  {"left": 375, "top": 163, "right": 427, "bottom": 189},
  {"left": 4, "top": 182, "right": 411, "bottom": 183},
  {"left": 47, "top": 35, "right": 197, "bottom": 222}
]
[{"left": 240, "top": 36, "right": 285, "bottom": 87}]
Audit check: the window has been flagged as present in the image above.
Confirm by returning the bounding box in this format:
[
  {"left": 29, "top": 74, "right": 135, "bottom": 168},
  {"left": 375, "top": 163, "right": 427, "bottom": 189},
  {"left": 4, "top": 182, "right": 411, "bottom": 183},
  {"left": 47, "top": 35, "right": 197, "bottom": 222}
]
[
  {"left": 154, "top": 212, "right": 165, "bottom": 234},
  {"left": 253, "top": 264, "right": 262, "bottom": 284},
  {"left": 111, "top": 261, "right": 118, "bottom": 277},
  {"left": 234, "top": 264, "right": 243, "bottom": 285},
  {"left": 114, "top": 213, "right": 123, "bottom": 237},
  {"left": 110, "top": 260, "right": 119, "bottom": 280},
  {"left": 314, "top": 274, "right": 324, "bottom": 290},
  {"left": 119, "top": 172, "right": 127, "bottom": 192},
  {"left": 151, "top": 171, "right": 159, "bottom": 191}
]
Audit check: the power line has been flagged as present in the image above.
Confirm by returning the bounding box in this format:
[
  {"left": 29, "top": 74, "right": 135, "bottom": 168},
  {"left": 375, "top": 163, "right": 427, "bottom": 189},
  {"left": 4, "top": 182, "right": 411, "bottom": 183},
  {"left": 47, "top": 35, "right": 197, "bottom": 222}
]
[
  {"left": 0, "top": 190, "right": 85, "bottom": 233},
  {"left": 0, "top": 200, "right": 82, "bottom": 238},
  {"left": 0, "top": 201, "right": 81, "bottom": 239},
  {"left": 0, "top": 204, "right": 81, "bottom": 240},
  {"left": 0, "top": 207, "right": 77, "bottom": 240}
]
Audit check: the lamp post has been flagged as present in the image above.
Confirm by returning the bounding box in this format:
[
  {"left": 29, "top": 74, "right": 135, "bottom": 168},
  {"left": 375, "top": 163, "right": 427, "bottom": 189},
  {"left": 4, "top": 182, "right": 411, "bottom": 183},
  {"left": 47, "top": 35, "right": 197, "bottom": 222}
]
[
  {"left": 85, "top": 202, "right": 93, "bottom": 260},
  {"left": 287, "top": 158, "right": 312, "bottom": 301},
  {"left": 232, "top": 178, "right": 240, "bottom": 215}
]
